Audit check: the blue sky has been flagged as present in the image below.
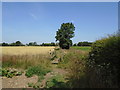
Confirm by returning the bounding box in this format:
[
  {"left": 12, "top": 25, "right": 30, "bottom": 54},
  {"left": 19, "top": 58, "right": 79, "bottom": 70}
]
[{"left": 2, "top": 2, "right": 118, "bottom": 44}]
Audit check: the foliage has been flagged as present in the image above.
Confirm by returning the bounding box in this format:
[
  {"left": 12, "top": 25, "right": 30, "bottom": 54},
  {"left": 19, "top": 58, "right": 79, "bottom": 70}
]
[
  {"left": 57, "top": 49, "right": 88, "bottom": 69},
  {"left": 10, "top": 41, "right": 24, "bottom": 46},
  {"left": 40, "top": 42, "right": 57, "bottom": 46},
  {"left": 87, "top": 34, "right": 120, "bottom": 88},
  {"left": 77, "top": 41, "right": 93, "bottom": 46},
  {"left": 26, "top": 42, "right": 38, "bottom": 46},
  {"left": 1, "top": 41, "right": 24, "bottom": 46},
  {"left": 46, "top": 74, "right": 67, "bottom": 88},
  {"left": 1, "top": 41, "right": 57, "bottom": 46},
  {"left": 27, "top": 82, "right": 40, "bottom": 88},
  {"left": 55, "top": 23, "right": 75, "bottom": 49},
  {"left": 1, "top": 42, "right": 9, "bottom": 46},
  {"left": 25, "top": 66, "right": 50, "bottom": 78},
  {"left": 54, "top": 48, "right": 88, "bottom": 88},
  {"left": 27, "top": 82, "right": 34, "bottom": 87},
  {"left": 66, "top": 54, "right": 88, "bottom": 88},
  {"left": 73, "top": 43, "right": 77, "bottom": 46},
  {"left": 1, "top": 68, "right": 22, "bottom": 78}
]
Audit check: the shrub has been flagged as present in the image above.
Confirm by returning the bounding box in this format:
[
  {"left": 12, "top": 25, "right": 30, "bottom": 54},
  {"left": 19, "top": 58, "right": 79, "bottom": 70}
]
[{"left": 87, "top": 35, "right": 120, "bottom": 88}]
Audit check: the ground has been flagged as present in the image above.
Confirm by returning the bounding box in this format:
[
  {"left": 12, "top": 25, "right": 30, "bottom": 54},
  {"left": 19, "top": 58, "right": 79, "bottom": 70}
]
[
  {"left": 2, "top": 72, "right": 38, "bottom": 88},
  {"left": 2, "top": 65, "right": 68, "bottom": 88}
]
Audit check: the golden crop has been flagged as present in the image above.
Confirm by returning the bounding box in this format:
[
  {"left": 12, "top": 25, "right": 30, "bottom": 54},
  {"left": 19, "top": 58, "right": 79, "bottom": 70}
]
[{"left": 1, "top": 46, "right": 55, "bottom": 55}]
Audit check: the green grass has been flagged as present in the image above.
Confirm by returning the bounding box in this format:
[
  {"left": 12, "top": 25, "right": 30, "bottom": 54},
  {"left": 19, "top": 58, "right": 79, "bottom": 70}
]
[
  {"left": 71, "top": 46, "right": 91, "bottom": 51},
  {"left": 56, "top": 48, "right": 88, "bottom": 69},
  {"left": 25, "top": 65, "right": 51, "bottom": 77},
  {"left": 46, "top": 74, "right": 67, "bottom": 88},
  {"left": 25, "top": 65, "right": 51, "bottom": 83}
]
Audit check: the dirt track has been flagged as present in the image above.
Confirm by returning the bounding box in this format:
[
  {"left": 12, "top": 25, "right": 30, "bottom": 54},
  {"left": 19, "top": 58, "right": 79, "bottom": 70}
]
[
  {"left": 2, "top": 72, "right": 38, "bottom": 88},
  {"left": 2, "top": 67, "right": 68, "bottom": 88}
]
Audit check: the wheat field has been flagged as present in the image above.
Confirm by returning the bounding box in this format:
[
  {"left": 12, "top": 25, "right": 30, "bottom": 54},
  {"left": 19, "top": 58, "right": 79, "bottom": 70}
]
[
  {"left": 1, "top": 46, "right": 56, "bottom": 69},
  {"left": 1, "top": 46, "right": 55, "bottom": 55}
]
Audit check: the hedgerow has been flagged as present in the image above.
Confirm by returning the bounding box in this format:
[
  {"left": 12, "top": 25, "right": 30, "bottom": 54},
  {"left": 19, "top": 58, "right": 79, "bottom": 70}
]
[{"left": 87, "top": 34, "right": 120, "bottom": 87}]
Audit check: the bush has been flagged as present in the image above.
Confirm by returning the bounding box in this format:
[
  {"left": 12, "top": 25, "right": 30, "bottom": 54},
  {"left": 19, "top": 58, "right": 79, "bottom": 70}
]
[{"left": 87, "top": 35, "right": 120, "bottom": 88}]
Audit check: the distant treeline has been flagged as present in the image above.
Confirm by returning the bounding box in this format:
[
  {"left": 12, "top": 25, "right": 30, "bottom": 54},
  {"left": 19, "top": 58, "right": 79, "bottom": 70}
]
[
  {"left": 73, "top": 41, "right": 93, "bottom": 46},
  {"left": 0, "top": 41, "right": 93, "bottom": 46},
  {"left": 0, "top": 41, "right": 58, "bottom": 46}
]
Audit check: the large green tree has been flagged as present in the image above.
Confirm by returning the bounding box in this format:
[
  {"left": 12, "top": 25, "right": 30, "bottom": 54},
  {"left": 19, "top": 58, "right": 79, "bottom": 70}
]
[{"left": 55, "top": 23, "right": 75, "bottom": 49}]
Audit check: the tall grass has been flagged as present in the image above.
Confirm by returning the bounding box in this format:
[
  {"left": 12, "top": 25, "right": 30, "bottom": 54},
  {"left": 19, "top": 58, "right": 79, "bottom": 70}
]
[
  {"left": 2, "top": 46, "right": 54, "bottom": 69},
  {"left": 55, "top": 48, "right": 89, "bottom": 88},
  {"left": 2, "top": 54, "right": 51, "bottom": 69},
  {"left": 64, "top": 50, "right": 88, "bottom": 88},
  {"left": 57, "top": 48, "right": 88, "bottom": 69}
]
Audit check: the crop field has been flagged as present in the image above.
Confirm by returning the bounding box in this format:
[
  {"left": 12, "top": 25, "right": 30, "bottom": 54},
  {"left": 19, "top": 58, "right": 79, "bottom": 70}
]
[
  {"left": 1, "top": 46, "right": 56, "bottom": 69},
  {"left": 1, "top": 46, "right": 55, "bottom": 55}
]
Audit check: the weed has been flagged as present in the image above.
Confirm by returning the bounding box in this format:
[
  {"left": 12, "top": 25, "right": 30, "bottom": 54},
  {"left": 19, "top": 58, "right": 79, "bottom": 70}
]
[
  {"left": 27, "top": 82, "right": 34, "bottom": 87},
  {"left": 46, "top": 74, "right": 67, "bottom": 88},
  {"left": 25, "top": 65, "right": 51, "bottom": 78},
  {"left": 1, "top": 68, "right": 22, "bottom": 78},
  {"left": 27, "top": 82, "right": 40, "bottom": 88}
]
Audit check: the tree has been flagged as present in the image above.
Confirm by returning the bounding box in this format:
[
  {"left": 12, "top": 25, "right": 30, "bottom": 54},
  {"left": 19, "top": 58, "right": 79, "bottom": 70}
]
[
  {"left": 28, "top": 42, "right": 37, "bottom": 46},
  {"left": 77, "top": 41, "right": 93, "bottom": 46},
  {"left": 55, "top": 23, "right": 75, "bottom": 49},
  {"left": 2, "top": 42, "right": 9, "bottom": 46},
  {"left": 33, "top": 42, "right": 37, "bottom": 46},
  {"left": 15, "top": 41, "right": 23, "bottom": 46},
  {"left": 73, "top": 43, "right": 77, "bottom": 46}
]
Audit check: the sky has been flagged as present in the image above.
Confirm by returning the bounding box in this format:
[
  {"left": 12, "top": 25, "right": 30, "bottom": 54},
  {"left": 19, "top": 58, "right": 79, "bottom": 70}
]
[{"left": 2, "top": 2, "right": 118, "bottom": 44}]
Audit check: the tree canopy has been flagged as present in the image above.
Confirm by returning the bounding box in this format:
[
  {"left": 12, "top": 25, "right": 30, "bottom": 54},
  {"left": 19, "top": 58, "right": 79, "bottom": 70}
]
[{"left": 55, "top": 23, "right": 75, "bottom": 49}]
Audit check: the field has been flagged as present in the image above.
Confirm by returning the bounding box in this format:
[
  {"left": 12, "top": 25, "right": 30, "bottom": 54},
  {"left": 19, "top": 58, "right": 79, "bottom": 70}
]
[
  {"left": 71, "top": 46, "right": 91, "bottom": 51},
  {"left": 1, "top": 46, "right": 90, "bottom": 88},
  {"left": 1, "top": 46, "right": 55, "bottom": 55},
  {"left": 1, "top": 46, "right": 56, "bottom": 88},
  {"left": 2, "top": 44, "right": 118, "bottom": 88}
]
